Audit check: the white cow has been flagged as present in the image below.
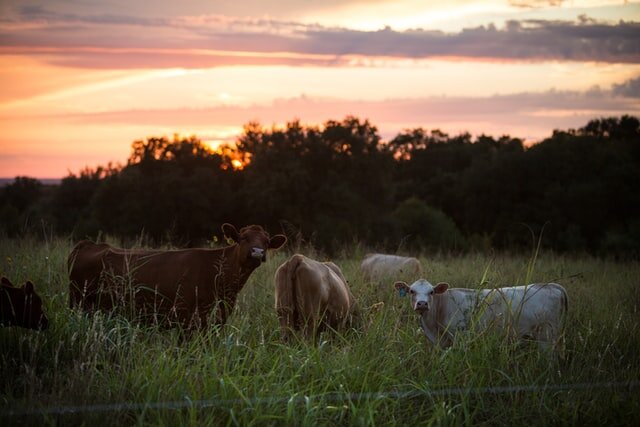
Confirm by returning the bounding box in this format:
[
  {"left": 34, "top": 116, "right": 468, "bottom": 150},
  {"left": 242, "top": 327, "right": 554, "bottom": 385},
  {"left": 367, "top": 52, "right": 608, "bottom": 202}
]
[
  {"left": 394, "top": 279, "right": 567, "bottom": 350},
  {"left": 361, "top": 254, "right": 422, "bottom": 283}
]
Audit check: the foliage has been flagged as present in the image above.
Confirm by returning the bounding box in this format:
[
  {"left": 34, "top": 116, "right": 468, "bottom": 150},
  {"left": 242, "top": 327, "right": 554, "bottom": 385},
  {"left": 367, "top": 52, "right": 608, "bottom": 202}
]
[
  {"left": 236, "top": 117, "right": 395, "bottom": 251},
  {"left": 1, "top": 115, "right": 639, "bottom": 255},
  {"left": 0, "top": 177, "right": 48, "bottom": 237},
  {"left": 50, "top": 166, "right": 118, "bottom": 237},
  {"left": 392, "top": 197, "right": 466, "bottom": 251},
  {"left": 107, "top": 136, "right": 237, "bottom": 244}
]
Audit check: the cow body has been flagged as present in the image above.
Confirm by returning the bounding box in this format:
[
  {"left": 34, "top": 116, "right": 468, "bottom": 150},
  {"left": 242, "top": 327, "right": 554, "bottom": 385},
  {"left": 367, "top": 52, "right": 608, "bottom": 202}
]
[
  {"left": 395, "top": 279, "right": 567, "bottom": 350},
  {"left": 275, "top": 254, "right": 357, "bottom": 340},
  {"left": 1, "top": 277, "right": 49, "bottom": 330},
  {"left": 361, "top": 253, "right": 422, "bottom": 283},
  {"left": 68, "top": 224, "right": 286, "bottom": 330}
]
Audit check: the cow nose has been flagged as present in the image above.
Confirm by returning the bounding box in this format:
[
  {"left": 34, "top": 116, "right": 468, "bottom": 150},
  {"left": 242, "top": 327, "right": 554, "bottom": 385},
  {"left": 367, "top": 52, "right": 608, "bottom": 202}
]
[
  {"left": 415, "top": 300, "right": 429, "bottom": 311},
  {"left": 250, "top": 247, "right": 265, "bottom": 260}
]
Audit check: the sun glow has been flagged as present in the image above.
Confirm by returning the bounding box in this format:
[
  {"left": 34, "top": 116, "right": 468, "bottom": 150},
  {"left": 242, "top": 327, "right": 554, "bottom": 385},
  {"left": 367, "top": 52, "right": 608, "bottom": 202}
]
[{"left": 202, "top": 137, "right": 248, "bottom": 171}]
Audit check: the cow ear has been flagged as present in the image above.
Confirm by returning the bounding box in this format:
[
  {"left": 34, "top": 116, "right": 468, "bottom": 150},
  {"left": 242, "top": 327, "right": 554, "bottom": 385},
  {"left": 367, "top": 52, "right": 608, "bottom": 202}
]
[
  {"left": 269, "top": 234, "right": 287, "bottom": 250},
  {"left": 1, "top": 277, "right": 13, "bottom": 287},
  {"left": 434, "top": 282, "right": 449, "bottom": 294},
  {"left": 394, "top": 281, "right": 409, "bottom": 297},
  {"left": 24, "top": 281, "right": 35, "bottom": 294},
  {"left": 222, "top": 223, "right": 239, "bottom": 242}
]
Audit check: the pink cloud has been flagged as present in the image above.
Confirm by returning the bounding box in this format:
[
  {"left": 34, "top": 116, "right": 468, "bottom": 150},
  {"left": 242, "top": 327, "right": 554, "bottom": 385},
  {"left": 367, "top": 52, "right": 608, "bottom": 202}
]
[
  {"left": 22, "top": 85, "right": 638, "bottom": 140},
  {"left": 1, "top": 8, "right": 639, "bottom": 67}
]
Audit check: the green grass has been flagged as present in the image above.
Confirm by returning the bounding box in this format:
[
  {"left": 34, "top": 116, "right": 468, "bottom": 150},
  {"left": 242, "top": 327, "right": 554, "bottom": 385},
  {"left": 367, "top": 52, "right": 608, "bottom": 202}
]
[{"left": 1, "top": 237, "right": 639, "bottom": 425}]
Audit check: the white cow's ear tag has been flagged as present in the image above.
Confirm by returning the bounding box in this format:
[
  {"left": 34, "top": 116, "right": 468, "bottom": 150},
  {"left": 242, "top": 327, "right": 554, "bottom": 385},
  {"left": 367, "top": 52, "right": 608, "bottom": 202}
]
[{"left": 398, "top": 288, "right": 407, "bottom": 297}]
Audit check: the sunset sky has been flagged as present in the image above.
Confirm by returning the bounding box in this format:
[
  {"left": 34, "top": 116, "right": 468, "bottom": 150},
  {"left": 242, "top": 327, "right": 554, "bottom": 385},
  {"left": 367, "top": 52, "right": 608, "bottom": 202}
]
[{"left": 1, "top": 0, "right": 639, "bottom": 178}]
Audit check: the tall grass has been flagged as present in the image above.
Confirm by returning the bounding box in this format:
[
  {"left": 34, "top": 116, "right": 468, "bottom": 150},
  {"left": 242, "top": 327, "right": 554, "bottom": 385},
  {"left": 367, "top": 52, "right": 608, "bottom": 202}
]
[{"left": 1, "top": 238, "right": 639, "bottom": 425}]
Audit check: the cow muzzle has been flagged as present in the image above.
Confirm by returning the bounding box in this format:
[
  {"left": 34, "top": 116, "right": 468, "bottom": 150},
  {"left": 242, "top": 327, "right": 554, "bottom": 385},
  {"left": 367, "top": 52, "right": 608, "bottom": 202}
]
[
  {"left": 250, "top": 247, "right": 266, "bottom": 262},
  {"left": 414, "top": 300, "right": 429, "bottom": 313}
]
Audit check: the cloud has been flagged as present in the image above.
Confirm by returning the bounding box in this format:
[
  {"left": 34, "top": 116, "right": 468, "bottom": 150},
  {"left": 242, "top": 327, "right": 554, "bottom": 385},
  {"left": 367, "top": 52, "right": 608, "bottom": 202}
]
[
  {"left": 3, "top": 75, "right": 637, "bottom": 177},
  {"left": 8, "top": 0, "right": 385, "bottom": 23},
  {"left": 508, "top": 0, "right": 567, "bottom": 8},
  {"left": 301, "top": 19, "right": 640, "bottom": 63},
  {"left": 0, "top": 47, "right": 345, "bottom": 70},
  {"left": 1, "top": 7, "right": 639, "bottom": 67},
  {"left": 22, "top": 80, "right": 636, "bottom": 142},
  {"left": 612, "top": 76, "right": 640, "bottom": 97}
]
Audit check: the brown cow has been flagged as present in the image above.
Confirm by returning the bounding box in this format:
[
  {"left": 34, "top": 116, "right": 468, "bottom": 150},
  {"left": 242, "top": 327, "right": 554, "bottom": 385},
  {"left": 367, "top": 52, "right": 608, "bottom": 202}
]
[
  {"left": 68, "top": 223, "right": 286, "bottom": 330},
  {"left": 274, "top": 254, "right": 357, "bottom": 341},
  {"left": 1, "top": 277, "right": 49, "bottom": 330}
]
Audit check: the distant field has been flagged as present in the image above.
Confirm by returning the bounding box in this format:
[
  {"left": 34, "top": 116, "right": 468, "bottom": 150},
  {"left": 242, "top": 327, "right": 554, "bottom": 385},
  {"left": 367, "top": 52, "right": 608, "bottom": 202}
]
[
  {"left": 1, "top": 238, "right": 639, "bottom": 425},
  {"left": 0, "top": 178, "right": 61, "bottom": 187}
]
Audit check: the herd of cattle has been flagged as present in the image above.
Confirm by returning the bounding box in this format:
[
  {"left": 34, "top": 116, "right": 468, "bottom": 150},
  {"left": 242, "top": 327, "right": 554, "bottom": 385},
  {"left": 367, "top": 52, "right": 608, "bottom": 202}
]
[{"left": 1, "top": 223, "right": 568, "bottom": 350}]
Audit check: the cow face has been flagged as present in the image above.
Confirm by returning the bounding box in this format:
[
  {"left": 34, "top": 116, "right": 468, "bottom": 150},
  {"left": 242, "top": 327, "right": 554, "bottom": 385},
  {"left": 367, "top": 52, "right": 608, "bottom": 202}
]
[
  {"left": 0, "top": 277, "right": 49, "bottom": 330},
  {"left": 222, "top": 223, "right": 287, "bottom": 265},
  {"left": 395, "top": 279, "right": 448, "bottom": 314}
]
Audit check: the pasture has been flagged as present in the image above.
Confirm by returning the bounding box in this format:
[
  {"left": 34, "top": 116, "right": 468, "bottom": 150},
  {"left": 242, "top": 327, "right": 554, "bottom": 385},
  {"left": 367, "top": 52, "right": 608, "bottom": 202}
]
[{"left": 1, "top": 237, "right": 639, "bottom": 425}]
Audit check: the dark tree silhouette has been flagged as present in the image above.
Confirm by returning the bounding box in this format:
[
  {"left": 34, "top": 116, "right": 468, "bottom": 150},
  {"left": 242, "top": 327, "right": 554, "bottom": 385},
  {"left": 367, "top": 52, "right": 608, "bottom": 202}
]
[
  {"left": 2, "top": 115, "right": 638, "bottom": 256},
  {"left": 0, "top": 177, "right": 43, "bottom": 236}
]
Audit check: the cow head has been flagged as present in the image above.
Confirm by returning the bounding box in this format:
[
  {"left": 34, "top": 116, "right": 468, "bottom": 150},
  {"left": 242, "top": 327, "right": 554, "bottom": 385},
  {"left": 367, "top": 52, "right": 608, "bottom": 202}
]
[
  {"left": 395, "top": 279, "right": 448, "bottom": 314},
  {"left": 222, "top": 223, "right": 287, "bottom": 266},
  {"left": 0, "top": 277, "right": 49, "bottom": 330}
]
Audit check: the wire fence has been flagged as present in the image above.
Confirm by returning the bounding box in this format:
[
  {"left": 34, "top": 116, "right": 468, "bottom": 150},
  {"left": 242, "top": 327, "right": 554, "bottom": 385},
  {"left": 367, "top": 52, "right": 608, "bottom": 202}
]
[{"left": 2, "top": 380, "right": 638, "bottom": 417}]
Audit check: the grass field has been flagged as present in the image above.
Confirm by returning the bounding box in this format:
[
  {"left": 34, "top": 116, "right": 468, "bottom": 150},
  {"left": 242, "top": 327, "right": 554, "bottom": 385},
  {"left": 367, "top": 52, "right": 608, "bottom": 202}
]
[{"left": 1, "top": 237, "right": 639, "bottom": 426}]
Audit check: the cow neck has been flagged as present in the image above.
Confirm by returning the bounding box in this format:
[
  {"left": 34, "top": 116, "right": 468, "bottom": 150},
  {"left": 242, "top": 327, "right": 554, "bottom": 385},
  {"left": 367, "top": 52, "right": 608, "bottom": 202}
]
[
  {"left": 216, "top": 243, "right": 258, "bottom": 295},
  {"left": 419, "top": 315, "right": 439, "bottom": 346},
  {"left": 419, "top": 293, "right": 453, "bottom": 347}
]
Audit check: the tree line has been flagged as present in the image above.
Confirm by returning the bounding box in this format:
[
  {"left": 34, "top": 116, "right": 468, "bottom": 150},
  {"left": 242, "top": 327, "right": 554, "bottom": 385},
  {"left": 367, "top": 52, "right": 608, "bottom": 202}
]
[{"left": 1, "top": 115, "right": 639, "bottom": 256}]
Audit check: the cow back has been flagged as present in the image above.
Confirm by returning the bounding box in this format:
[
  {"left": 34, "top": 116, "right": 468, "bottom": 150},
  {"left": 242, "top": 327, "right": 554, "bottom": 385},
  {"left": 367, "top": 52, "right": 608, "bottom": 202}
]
[
  {"left": 275, "top": 254, "right": 355, "bottom": 340},
  {"left": 361, "top": 253, "right": 422, "bottom": 283},
  {"left": 68, "top": 242, "right": 243, "bottom": 327},
  {"left": 428, "top": 284, "right": 567, "bottom": 346}
]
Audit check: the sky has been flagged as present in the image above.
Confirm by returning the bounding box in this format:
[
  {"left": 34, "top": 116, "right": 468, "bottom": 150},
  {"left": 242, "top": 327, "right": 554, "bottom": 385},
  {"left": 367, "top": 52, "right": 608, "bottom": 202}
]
[{"left": 1, "top": 0, "right": 639, "bottom": 178}]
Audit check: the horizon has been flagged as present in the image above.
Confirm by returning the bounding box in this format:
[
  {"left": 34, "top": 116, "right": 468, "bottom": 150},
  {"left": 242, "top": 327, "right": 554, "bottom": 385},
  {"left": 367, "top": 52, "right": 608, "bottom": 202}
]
[
  {"left": 1, "top": 0, "right": 639, "bottom": 178},
  {"left": 0, "top": 115, "right": 624, "bottom": 180}
]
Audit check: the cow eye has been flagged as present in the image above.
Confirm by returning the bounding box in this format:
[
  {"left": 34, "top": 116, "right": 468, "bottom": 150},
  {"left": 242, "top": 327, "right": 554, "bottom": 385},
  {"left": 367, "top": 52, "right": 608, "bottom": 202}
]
[
  {"left": 429, "top": 290, "right": 434, "bottom": 295},
  {"left": 409, "top": 289, "right": 415, "bottom": 294}
]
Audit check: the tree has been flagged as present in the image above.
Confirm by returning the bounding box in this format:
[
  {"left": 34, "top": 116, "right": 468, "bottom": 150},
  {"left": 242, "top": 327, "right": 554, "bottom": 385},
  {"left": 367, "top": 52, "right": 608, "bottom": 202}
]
[
  {"left": 90, "top": 135, "right": 237, "bottom": 244},
  {"left": 236, "top": 117, "right": 395, "bottom": 250},
  {"left": 0, "top": 177, "right": 43, "bottom": 236},
  {"left": 392, "top": 197, "right": 466, "bottom": 251},
  {"left": 51, "top": 166, "right": 118, "bottom": 236}
]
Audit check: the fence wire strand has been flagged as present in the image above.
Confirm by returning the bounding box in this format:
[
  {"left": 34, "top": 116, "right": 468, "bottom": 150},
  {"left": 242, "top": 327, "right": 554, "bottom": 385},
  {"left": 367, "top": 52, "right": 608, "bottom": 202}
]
[{"left": 2, "top": 380, "right": 638, "bottom": 417}]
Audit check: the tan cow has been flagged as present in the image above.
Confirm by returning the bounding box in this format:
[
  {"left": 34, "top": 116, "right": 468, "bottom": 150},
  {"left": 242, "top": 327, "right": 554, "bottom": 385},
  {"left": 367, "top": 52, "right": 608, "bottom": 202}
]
[
  {"left": 274, "top": 254, "right": 357, "bottom": 341},
  {"left": 1, "top": 277, "right": 49, "bottom": 330},
  {"left": 68, "top": 223, "right": 286, "bottom": 331},
  {"left": 395, "top": 279, "right": 567, "bottom": 351},
  {"left": 360, "top": 253, "right": 423, "bottom": 283}
]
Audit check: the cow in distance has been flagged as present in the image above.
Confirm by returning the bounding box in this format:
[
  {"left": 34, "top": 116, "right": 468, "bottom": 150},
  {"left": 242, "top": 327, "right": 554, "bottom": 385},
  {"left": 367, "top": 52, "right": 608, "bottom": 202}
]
[{"left": 361, "top": 253, "right": 423, "bottom": 284}]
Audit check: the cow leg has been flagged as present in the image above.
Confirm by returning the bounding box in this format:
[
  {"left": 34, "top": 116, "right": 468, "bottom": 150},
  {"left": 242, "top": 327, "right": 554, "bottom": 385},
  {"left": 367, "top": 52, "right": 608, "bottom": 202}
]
[
  {"left": 70, "top": 280, "right": 100, "bottom": 311},
  {"left": 69, "top": 281, "right": 84, "bottom": 309},
  {"left": 531, "top": 322, "right": 561, "bottom": 355},
  {"left": 189, "top": 310, "right": 208, "bottom": 332},
  {"left": 276, "top": 306, "right": 295, "bottom": 342},
  {"left": 297, "top": 296, "right": 314, "bottom": 339},
  {"left": 303, "top": 315, "right": 319, "bottom": 340}
]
